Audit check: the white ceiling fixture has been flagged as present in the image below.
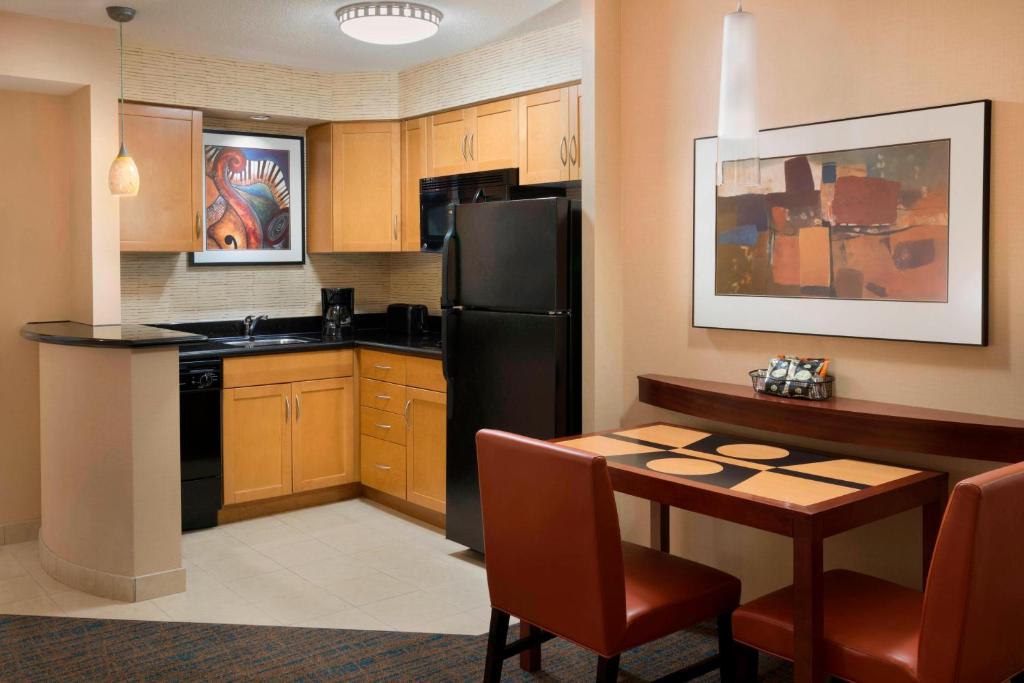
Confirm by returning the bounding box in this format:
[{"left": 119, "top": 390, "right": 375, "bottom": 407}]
[
  {"left": 716, "top": 1, "right": 760, "bottom": 187},
  {"left": 336, "top": 2, "right": 442, "bottom": 45}
]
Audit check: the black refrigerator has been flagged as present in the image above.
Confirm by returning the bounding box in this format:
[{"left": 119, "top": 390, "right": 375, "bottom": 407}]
[{"left": 442, "top": 197, "right": 582, "bottom": 552}]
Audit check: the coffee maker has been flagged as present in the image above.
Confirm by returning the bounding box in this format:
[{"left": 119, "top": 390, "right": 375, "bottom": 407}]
[{"left": 321, "top": 287, "right": 354, "bottom": 340}]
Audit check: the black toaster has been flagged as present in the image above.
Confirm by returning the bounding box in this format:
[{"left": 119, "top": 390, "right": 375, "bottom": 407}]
[{"left": 386, "top": 303, "right": 428, "bottom": 337}]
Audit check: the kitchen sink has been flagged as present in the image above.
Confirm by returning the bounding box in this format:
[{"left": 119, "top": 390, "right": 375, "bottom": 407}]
[{"left": 219, "top": 336, "right": 314, "bottom": 348}]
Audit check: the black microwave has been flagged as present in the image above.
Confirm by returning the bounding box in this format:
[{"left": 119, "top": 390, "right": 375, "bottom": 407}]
[{"left": 418, "top": 168, "right": 564, "bottom": 252}]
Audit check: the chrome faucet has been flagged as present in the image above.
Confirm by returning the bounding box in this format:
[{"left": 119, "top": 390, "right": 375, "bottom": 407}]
[{"left": 243, "top": 314, "right": 269, "bottom": 337}]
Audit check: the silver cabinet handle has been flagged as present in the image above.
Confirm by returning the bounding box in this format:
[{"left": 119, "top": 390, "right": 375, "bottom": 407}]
[
  {"left": 461, "top": 133, "right": 467, "bottom": 161},
  {"left": 374, "top": 364, "right": 391, "bottom": 370},
  {"left": 374, "top": 423, "right": 392, "bottom": 430},
  {"left": 403, "top": 398, "right": 412, "bottom": 425},
  {"left": 375, "top": 394, "right": 391, "bottom": 401},
  {"left": 560, "top": 137, "right": 568, "bottom": 166},
  {"left": 294, "top": 394, "right": 300, "bottom": 421},
  {"left": 569, "top": 135, "right": 578, "bottom": 165},
  {"left": 195, "top": 211, "right": 201, "bottom": 240},
  {"left": 284, "top": 396, "right": 290, "bottom": 422},
  {"left": 375, "top": 463, "right": 392, "bottom": 471},
  {"left": 392, "top": 215, "right": 397, "bottom": 241},
  {"left": 469, "top": 132, "right": 474, "bottom": 160}
]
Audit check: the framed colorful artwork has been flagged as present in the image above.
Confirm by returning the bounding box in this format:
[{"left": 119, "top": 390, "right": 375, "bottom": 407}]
[
  {"left": 192, "top": 131, "right": 305, "bottom": 265},
  {"left": 693, "top": 100, "right": 989, "bottom": 345}
]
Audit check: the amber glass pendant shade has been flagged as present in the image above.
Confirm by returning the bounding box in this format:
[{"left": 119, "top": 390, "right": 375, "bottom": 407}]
[{"left": 108, "top": 144, "right": 139, "bottom": 196}]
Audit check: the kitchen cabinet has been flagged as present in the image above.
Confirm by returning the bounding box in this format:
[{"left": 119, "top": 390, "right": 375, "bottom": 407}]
[
  {"left": 307, "top": 121, "right": 401, "bottom": 253},
  {"left": 401, "top": 117, "right": 429, "bottom": 252},
  {"left": 405, "top": 387, "right": 446, "bottom": 513},
  {"left": 222, "top": 383, "right": 293, "bottom": 504},
  {"left": 222, "top": 350, "right": 355, "bottom": 505},
  {"left": 518, "top": 86, "right": 583, "bottom": 185},
  {"left": 119, "top": 103, "right": 204, "bottom": 252},
  {"left": 427, "top": 98, "right": 518, "bottom": 177},
  {"left": 358, "top": 350, "right": 447, "bottom": 514}
]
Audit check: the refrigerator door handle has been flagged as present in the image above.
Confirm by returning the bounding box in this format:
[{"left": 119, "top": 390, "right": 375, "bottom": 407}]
[
  {"left": 441, "top": 220, "right": 459, "bottom": 308},
  {"left": 441, "top": 307, "right": 459, "bottom": 418}
]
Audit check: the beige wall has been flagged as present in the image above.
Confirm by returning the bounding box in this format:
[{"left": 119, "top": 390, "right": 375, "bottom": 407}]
[
  {"left": 0, "top": 12, "right": 121, "bottom": 324},
  {"left": 603, "top": 0, "right": 1024, "bottom": 599},
  {"left": 0, "top": 91, "right": 73, "bottom": 530}
]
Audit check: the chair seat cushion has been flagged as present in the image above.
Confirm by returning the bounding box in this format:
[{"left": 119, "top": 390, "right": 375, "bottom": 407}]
[
  {"left": 733, "top": 569, "right": 921, "bottom": 683},
  {"left": 620, "top": 541, "right": 741, "bottom": 652}
]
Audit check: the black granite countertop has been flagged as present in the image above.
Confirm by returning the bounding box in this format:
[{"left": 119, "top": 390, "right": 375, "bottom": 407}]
[
  {"left": 161, "top": 314, "right": 442, "bottom": 361},
  {"left": 21, "top": 321, "right": 207, "bottom": 348}
]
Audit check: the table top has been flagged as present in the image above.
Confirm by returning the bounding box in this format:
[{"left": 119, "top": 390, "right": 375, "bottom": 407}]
[
  {"left": 559, "top": 423, "right": 948, "bottom": 536},
  {"left": 21, "top": 321, "right": 207, "bottom": 348}
]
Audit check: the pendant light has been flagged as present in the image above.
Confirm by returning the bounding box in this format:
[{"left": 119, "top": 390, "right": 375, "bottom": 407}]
[
  {"left": 716, "top": 1, "right": 760, "bottom": 187},
  {"left": 336, "top": 2, "right": 443, "bottom": 45},
  {"left": 107, "top": 6, "right": 139, "bottom": 197}
]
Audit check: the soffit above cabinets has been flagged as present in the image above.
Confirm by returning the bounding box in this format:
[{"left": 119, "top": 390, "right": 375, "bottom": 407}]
[{"left": 0, "top": 0, "right": 581, "bottom": 72}]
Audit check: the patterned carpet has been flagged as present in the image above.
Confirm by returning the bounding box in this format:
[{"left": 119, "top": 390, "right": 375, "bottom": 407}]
[{"left": 0, "top": 615, "right": 792, "bottom": 681}]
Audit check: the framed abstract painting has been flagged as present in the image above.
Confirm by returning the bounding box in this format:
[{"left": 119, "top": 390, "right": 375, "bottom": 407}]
[
  {"left": 192, "top": 131, "right": 305, "bottom": 265},
  {"left": 693, "top": 100, "right": 989, "bottom": 345}
]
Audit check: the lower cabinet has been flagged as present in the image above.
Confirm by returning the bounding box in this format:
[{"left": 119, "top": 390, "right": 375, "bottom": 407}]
[
  {"left": 222, "top": 351, "right": 355, "bottom": 506},
  {"left": 359, "top": 350, "right": 447, "bottom": 514}
]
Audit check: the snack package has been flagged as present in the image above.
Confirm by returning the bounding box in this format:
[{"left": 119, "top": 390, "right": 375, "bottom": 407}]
[{"left": 763, "top": 355, "right": 830, "bottom": 397}]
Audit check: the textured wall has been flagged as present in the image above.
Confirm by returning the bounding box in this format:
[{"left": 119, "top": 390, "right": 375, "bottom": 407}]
[
  {"left": 120, "top": 22, "right": 576, "bottom": 324},
  {"left": 399, "top": 20, "right": 583, "bottom": 117}
]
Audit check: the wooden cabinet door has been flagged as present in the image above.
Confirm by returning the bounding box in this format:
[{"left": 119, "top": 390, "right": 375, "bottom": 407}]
[
  {"left": 405, "top": 387, "right": 446, "bottom": 513},
  {"left": 222, "top": 383, "right": 292, "bottom": 504},
  {"left": 360, "top": 435, "right": 407, "bottom": 498},
  {"left": 518, "top": 88, "right": 570, "bottom": 185},
  {"left": 291, "top": 377, "right": 355, "bottom": 492},
  {"left": 333, "top": 122, "right": 401, "bottom": 252},
  {"left": 568, "top": 85, "right": 582, "bottom": 181},
  {"left": 119, "top": 103, "right": 203, "bottom": 252},
  {"left": 401, "top": 117, "right": 428, "bottom": 252},
  {"left": 306, "top": 122, "right": 334, "bottom": 253},
  {"left": 429, "top": 108, "right": 472, "bottom": 176},
  {"left": 470, "top": 98, "right": 518, "bottom": 172}
]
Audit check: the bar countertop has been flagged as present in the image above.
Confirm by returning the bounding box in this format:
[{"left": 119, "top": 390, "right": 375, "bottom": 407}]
[{"left": 21, "top": 321, "right": 208, "bottom": 348}]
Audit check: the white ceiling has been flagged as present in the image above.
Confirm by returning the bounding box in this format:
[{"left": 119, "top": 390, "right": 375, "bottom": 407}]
[{"left": 0, "top": 0, "right": 580, "bottom": 72}]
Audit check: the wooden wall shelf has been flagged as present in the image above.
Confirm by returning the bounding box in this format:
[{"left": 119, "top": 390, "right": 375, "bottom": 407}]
[{"left": 638, "top": 374, "right": 1024, "bottom": 463}]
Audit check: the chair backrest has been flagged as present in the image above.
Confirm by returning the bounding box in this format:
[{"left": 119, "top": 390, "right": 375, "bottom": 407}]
[
  {"left": 476, "top": 429, "right": 627, "bottom": 654},
  {"left": 918, "top": 461, "right": 1024, "bottom": 683}
]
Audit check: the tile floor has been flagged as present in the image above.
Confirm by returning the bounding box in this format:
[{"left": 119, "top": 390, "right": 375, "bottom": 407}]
[{"left": 0, "top": 498, "right": 512, "bottom": 635}]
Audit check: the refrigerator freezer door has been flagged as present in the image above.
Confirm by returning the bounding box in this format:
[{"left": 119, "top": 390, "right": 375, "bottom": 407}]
[
  {"left": 448, "top": 198, "right": 570, "bottom": 313},
  {"left": 445, "top": 308, "right": 570, "bottom": 552}
]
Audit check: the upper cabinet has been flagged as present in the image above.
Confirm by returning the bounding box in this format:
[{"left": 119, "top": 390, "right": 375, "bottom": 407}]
[
  {"left": 401, "top": 117, "right": 429, "bottom": 252},
  {"left": 119, "top": 103, "right": 204, "bottom": 252},
  {"left": 517, "top": 86, "right": 582, "bottom": 185},
  {"left": 427, "top": 98, "right": 518, "bottom": 177},
  {"left": 569, "top": 84, "right": 582, "bottom": 182},
  {"left": 307, "top": 121, "right": 401, "bottom": 253}
]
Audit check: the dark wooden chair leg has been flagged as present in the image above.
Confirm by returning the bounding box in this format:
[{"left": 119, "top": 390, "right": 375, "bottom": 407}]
[
  {"left": 596, "top": 654, "right": 621, "bottom": 682},
  {"left": 519, "top": 622, "right": 542, "bottom": 671},
  {"left": 717, "top": 612, "right": 737, "bottom": 683},
  {"left": 735, "top": 642, "right": 759, "bottom": 683},
  {"left": 483, "top": 608, "right": 510, "bottom": 682}
]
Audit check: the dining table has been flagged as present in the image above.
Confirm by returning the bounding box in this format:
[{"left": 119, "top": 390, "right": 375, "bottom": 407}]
[{"left": 519, "top": 421, "right": 948, "bottom": 683}]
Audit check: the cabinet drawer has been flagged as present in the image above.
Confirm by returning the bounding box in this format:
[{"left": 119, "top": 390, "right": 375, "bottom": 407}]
[
  {"left": 361, "top": 406, "right": 407, "bottom": 445},
  {"left": 360, "top": 435, "right": 406, "bottom": 498},
  {"left": 406, "top": 356, "right": 446, "bottom": 393},
  {"left": 224, "top": 349, "right": 353, "bottom": 388},
  {"left": 360, "top": 378, "right": 406, "bottom": 414},
  {"left": 360, "top": 350, "right": 406, "bottom": 384}
]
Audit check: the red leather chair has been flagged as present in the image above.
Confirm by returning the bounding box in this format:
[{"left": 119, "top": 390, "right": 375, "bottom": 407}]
[
  {"left": 476, "top": 429, "right": 742, "bottom": 682},
  {"left": 732, "top": 461, "right": 1024, "bottom": 683}
]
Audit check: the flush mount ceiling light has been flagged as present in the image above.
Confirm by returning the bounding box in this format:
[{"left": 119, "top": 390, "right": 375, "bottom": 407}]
[
  {"left": 335, "top": 2, "right": 443, "bottom": 45},
  {"left": 716, "top": 1, "right": 760, "bottom": 187}
]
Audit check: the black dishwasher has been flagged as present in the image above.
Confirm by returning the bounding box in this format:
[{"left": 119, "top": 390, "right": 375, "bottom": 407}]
[{"left": 179, "top": 359, "right": 223, "bottom": 530}]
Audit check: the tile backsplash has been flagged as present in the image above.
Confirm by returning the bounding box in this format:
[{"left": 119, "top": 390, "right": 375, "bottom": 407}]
[{"left": 121, "top": 251, "right": 440, "bottom": 324}]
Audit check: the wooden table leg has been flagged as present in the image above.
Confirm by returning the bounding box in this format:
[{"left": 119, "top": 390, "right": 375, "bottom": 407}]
[
  {"left": 921, "top": 481, "right": 948, "bottom": 587},
  {"left": 650, "top": 501, "right": 670, "bottom": 552},
  {"left": 792, "top": 518, "right": 824, "bottom": 683},
  {"left": 519, "top": 622, "right": 541, "bottom": 671}
]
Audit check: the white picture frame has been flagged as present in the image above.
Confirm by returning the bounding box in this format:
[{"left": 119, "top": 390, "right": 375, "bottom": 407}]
[{"left": 693, "top": 100, "right": 989, "bottom": 345}]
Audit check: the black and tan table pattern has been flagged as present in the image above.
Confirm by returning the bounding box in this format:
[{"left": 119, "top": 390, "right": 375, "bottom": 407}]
[{"left": 560, "top": 424, "right": 921, "bottom": 507}]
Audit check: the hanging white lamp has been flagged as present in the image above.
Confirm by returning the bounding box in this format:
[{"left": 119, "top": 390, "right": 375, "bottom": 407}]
[
  {"left": 107, "top": 5, "right": 139, "bottom": 197},
  {"left": 716, "top": 1, "right": 760, "bottom": 187},
  {"left": 336, "top": 2, "right": 443, "bottom": 45}
]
